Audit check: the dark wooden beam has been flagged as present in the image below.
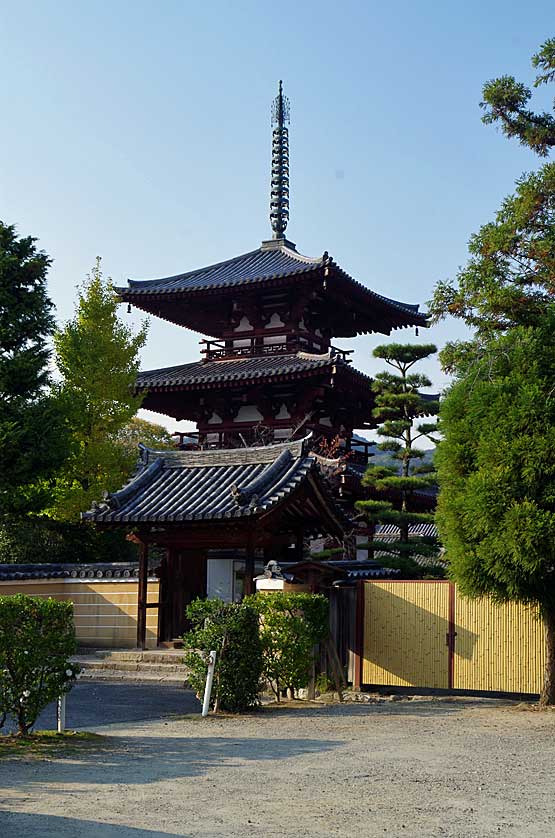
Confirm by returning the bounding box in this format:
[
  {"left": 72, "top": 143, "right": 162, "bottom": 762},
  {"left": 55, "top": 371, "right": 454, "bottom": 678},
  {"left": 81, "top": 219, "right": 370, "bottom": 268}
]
[
  {"left": 243, "top": 529, "right": 255, "bottom": 597},
  {"left": 137, "top": 541, "right": 149, "bottom": 650}
]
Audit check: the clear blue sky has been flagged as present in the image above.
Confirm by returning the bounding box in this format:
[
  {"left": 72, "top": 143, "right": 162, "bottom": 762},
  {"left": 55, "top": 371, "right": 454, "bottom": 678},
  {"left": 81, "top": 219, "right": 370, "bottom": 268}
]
[{"left": 2, "top": 1, "right": 553, "bottom": 432}]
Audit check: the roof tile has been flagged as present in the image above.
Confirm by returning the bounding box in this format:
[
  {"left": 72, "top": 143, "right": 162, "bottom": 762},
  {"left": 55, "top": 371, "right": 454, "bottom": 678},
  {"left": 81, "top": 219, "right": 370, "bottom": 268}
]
[
  {"left": 82, "top": 437, "right": 343, "bottom": 527},
  {"left": 136, "top": 352, "right": 348, "bottom": 390}
]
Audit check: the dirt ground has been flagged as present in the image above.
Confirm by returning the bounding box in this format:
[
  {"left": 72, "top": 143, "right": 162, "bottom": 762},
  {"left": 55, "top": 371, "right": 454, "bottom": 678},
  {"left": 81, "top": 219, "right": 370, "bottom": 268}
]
[{"left": 1, "top": 695, "right": 555, "bottom": 838}]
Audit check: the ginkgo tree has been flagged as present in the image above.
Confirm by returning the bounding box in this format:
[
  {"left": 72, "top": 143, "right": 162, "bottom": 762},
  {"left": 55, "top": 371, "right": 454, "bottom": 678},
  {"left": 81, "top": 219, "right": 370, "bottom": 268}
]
[{"left": 49, "top": 258, "right": 148, "bottom": 520}]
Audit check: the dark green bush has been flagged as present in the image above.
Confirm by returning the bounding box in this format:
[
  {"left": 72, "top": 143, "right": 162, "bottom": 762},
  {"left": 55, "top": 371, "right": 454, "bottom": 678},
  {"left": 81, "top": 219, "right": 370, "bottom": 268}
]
[
  {"left": 247, "top": 592, "right": 329, "bottom": 700},
  {"left": 183, "top": 598, "right": 263, "bottom": 713},
  {"left": 0, "top": 595, "right": 78, "bottom": 734}
]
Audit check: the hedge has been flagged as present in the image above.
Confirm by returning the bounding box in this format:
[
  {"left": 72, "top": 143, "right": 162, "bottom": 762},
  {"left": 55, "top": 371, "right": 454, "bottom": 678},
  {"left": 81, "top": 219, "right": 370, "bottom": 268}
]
[{"left": 0, "top": 595, "right": 78, "bottom": 735}]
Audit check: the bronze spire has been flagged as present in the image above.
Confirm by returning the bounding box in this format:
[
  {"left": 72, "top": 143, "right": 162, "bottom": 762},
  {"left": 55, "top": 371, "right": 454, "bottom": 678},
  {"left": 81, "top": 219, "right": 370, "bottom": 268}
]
[{"left": 270, "top": 80, "right": 290, "bottom": 239}]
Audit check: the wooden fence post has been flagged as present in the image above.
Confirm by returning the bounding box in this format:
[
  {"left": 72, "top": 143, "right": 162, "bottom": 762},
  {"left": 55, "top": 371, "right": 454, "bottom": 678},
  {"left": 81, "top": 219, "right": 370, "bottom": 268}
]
[
  {"left": 137, "top": 541, "right": 149, "bottom": 650},
  {"left": 353, "top": 580, "right": 365, "bottom": 691}
]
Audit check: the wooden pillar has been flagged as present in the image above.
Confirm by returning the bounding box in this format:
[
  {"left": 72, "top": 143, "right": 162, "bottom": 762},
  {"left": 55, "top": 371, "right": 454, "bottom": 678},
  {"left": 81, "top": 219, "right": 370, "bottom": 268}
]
[
  {"left": 295, "top": 528, "right": 304, "bottom": 562},
  {"left": 137, "top": 541, "right": 149, "bottom": 650},
  {"left": 157, "top": 550, "right": 169, "bottom": 644},
  {"left": 243, "top": 530, "right": 255, "bottom": 597},
  {"left": 352, "top": 580, "right": 365, "bottom": 691}
]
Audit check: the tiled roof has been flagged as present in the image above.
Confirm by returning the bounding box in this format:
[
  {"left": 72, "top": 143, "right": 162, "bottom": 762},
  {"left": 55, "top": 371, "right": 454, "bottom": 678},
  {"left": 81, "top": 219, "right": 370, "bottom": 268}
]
[
  {"left": 120, "top": 244, "right": 322, "bottom": 295},
  {"left": 82, "top": 437, "right": 344, "bottom": 531},
  {"left": 0, "top": 562, "right": 158, "bottom": 582},
  {"left": 335, "top": 565, "right": 402, "bottom": 580},
  {"left": 136, "top": 352, "right": 370, "bottom": 391},
  {"left": 279, "top": 559, "right": 400, "bottom": 582},
  {"left": 375, "top": 523, "right": 439, "bottom": 540},
  {"left": 117, "top": 241, "right": 426, "bottom": 327},
  {"left": 373, "top": 523, "right": 446, "bottom": 569}
]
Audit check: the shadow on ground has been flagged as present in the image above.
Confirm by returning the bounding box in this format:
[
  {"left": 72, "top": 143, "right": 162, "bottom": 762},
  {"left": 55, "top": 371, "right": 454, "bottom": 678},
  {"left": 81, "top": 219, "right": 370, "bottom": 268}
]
[
  {"left": 2, "top": 812, "right": 184, "bottom": 838},
  {"left": 0, "top": 733, "right": 341, "bottom": 791},
  {"left": 3, "top": 682, "right": 201, "bottom": 734},
  {"left": 257, "top": 697, "right": 514, "bottom": 719}
]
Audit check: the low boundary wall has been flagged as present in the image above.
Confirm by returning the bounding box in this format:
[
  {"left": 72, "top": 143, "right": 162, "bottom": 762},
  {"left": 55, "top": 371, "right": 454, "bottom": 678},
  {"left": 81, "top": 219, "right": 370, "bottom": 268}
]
[{"left": 0, "top": 577, "right": 159, "bottom": 649}]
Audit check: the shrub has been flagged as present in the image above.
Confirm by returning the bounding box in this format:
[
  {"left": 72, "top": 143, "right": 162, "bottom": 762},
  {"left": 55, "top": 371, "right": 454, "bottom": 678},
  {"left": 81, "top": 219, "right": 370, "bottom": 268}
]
[
  {"left": 0, "top": 595, "right": 78, "bottom": 735},
  {"left": 183, "top": 598, "right": 263, "bottom": 713},
  {"left": 0, "top": 517, "right": 137, "bottom": 564},
  {"left": 247, "top": 592, "right": 329, "bottom": 701}
]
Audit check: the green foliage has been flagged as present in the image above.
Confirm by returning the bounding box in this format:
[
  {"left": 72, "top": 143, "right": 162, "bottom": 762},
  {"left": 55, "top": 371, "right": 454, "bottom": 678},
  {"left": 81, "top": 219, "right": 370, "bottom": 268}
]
[
  {"left": 49, "top": 258, "right": 148, "bottom": 520},
  {"left": 0, "top": 517, "right": 137, "bottom": 565},
  {"left": 114, "top": 418, "right": 176, "bottom": 462},
  {"left": 436, "top": 316, "right": 555, "bottom": 610},
  {"left": 0, "top": 595, "right": 78, "bottom": 735},
  {"left": 0, "top": 222, "right": 69, "bottom": 515},
  {"left": 481, "top": 38, "right": 555, "bottom": 156},
  {"left": 309, "top": 547, "right": 344, "bottom": 560},
  {"left": 247, "top": 593, "right": 328, "bottom": 700},
  {"left": 431, "top": 38, "right": 555, "bottom": 704},
  {"left": 357, "top": 344, "right": 442, "bottom": 575},
  {"left": 430, "top": 165, "right": 555, "bottom": 353},
  {"left": 183, "top": 598, "right": 263, "bottom": 713}
]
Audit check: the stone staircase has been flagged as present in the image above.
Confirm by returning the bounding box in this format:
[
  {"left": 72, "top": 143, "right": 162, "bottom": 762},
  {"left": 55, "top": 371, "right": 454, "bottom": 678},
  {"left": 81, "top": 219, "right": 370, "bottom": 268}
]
[{"left": 73, "top": 649, "right": 190, "bottom": 684}]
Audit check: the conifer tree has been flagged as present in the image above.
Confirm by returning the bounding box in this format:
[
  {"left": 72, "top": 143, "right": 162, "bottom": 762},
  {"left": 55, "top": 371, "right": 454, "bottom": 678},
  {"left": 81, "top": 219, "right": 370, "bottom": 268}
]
[
  {"left": 0, "top": 222, "right": 68, "bottom": 515},
  {"left": 481, "top": 37, "right": 555, "bottom": 156},
  {"left": 431, "top": 40, "right": 555, "bottom": 704},
  {"left": 356, "top": 344, "right": 441, "bottom": 577},
  {"left": 49, "top": 258, "right": 148, "bottom": 520}
]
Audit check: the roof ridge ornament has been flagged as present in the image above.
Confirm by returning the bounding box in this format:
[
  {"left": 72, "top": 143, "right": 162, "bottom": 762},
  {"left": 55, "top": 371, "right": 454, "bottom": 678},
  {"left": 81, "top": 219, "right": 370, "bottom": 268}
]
[{"left": 270, "top": 80, "right": 290, "bottom": 239}]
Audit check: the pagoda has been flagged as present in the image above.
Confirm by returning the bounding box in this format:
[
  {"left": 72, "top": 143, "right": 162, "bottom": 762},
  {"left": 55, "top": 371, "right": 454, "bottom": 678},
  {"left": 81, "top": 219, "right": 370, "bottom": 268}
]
[
  {"left": 85, "top": 83, "right": 428, "bottom": 648},
  {"left": 117, "top": 83, "right": 426, "bottom": 453}
]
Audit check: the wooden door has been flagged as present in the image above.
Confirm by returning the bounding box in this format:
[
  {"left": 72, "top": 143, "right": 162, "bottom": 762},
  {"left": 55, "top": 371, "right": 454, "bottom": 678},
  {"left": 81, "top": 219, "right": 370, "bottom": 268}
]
[{"left": 362, "top": 581, "right": 452, "bottom": 689}]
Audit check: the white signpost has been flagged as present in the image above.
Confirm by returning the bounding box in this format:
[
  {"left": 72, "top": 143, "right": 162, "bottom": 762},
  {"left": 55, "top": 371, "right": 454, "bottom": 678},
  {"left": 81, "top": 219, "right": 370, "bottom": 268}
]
[
  {"left": 57, "top": 694, "right": 66, "bottom": 733},
  {"left": 201, "top": 650, "right": 217, "bottom": 717}
]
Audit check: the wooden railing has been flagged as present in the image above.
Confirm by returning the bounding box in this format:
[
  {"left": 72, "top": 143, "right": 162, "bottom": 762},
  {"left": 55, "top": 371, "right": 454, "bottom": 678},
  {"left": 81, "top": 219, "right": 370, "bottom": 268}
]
[
  {"left": 199, "top": 336, "right": 353, "bottom": 363},
  {"left": 171, "top": 429, "right": 373, "bottom": 465}
]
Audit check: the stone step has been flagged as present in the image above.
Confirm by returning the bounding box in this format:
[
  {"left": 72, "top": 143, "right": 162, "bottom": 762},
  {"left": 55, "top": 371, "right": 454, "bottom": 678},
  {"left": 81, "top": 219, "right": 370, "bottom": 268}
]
[
  {"left": 77, "top": 668, "right": 189, "bottom": 684},
  {"left": 93, "top": 649, "right": 186, "bottom": 664},
  {"left": 72, "top": 652, "right": 191, "bottom": 685},
  {"left": 74, "top": 658, "right": 188, "bottom": 674}
]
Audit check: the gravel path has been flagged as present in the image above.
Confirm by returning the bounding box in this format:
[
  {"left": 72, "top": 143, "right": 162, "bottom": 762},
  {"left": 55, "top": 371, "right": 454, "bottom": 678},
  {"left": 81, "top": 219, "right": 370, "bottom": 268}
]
[
  {"left": 29, "top": 681, "right": 201, "bottom": 733},
  {"left": 1, "top": 695, "right": 554, "bottom": 837}
]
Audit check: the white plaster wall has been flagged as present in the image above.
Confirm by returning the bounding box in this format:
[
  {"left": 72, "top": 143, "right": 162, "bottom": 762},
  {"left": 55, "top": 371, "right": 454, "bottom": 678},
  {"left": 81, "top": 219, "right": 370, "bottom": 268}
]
[
  {"left": 234, "top": 405, "right": 264, "bottom": 423},
  {"left": 275, "top": 403, "right": 291, "bottom": 420},
  {"left": 273, "top": 428, "right": 292, "bottom": 440},
  {"left": 356, "top": 534, "right": 369, "bottom": 561},
  {"left": 265, "top": 313, "right": 285, "bottom": 328},
  {"left": 207, "top": 560, "right": 234, "bottom": 601},
  {"left": 234, "top": 316, "right": 252, "bottom": 332}
]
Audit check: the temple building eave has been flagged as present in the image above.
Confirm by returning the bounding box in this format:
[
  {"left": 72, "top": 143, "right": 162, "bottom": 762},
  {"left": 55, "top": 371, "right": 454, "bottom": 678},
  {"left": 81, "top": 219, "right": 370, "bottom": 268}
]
[{"left": 116, "top": 243, "right": 427, "bottom": 338}]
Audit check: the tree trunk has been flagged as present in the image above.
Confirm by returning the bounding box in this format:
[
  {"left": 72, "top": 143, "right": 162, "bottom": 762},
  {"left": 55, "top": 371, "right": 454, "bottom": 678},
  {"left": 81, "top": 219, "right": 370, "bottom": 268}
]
[
  {"left": 540, "top": 604, "right": 555, "bottom": 706},
  {"left": 17, "top": 709, "right": 30, "bottom": 736}
]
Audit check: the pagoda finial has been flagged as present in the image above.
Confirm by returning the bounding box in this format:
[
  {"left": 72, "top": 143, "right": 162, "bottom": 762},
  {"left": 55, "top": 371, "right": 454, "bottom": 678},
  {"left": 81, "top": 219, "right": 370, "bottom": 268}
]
[{"left": 270, "top": 80, "right": 290, "bottom": 239}]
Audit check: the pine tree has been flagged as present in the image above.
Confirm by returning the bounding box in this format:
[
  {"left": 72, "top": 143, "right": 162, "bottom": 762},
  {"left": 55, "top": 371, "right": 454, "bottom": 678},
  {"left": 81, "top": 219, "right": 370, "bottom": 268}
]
[
  {"left": 356, "top": 344, "right": 442, "bottom": 577},
  {"left": 49, "top": 258, "right": 148, "bottom": 520},
  {"left": 0, "top": 222, "right": 68, "bottom": 515},
  {"left": 481, "top": 37, "right": 555, "bottom": 156}
]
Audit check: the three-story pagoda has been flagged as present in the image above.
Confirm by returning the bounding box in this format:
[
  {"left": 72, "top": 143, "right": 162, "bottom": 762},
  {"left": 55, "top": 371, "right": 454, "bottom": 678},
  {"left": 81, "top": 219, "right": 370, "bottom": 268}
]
[
  {"left": 85, "top": 83, "right": 428, "bottom": 647},
  {"left": 117, "top": 83, "right": 426, "bottom": 452}
]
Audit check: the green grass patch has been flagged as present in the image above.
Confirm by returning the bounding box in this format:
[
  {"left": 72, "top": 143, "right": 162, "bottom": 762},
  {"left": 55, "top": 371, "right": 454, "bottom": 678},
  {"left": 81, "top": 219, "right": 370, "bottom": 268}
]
[{"left": 0, "top": 730, "right": 105, "bottom": 759}]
